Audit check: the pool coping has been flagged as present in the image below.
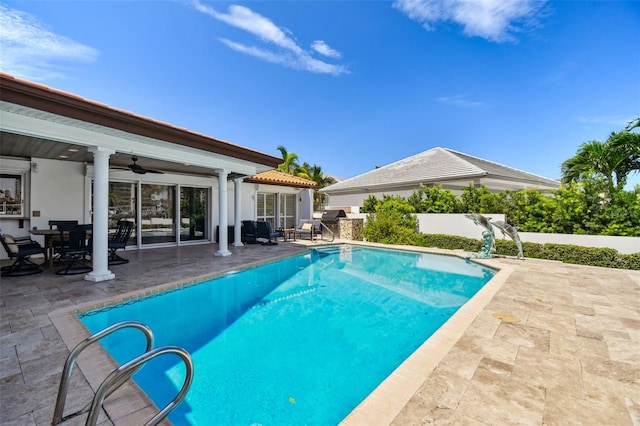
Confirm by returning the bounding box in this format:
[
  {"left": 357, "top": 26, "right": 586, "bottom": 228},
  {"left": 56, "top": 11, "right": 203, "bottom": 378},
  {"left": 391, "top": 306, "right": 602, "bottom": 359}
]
[
  {"left": 339, "top": 242, "right": 512, "bottom": 425},
  {"left": 49, "top": 242, "right": 512, "bottom": 425}
]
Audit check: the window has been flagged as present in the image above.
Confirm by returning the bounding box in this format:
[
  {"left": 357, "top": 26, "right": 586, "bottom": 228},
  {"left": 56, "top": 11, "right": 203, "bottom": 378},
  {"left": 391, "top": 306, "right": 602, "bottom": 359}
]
[
  {"left": 257, "top": 193, "right": 276, "bottom": 227},
  {"left": 279, "top": 194, "right": 296, "bottom": 229},
  {"left": 0, "top": 174, "right": 24, "bottom": 216}
]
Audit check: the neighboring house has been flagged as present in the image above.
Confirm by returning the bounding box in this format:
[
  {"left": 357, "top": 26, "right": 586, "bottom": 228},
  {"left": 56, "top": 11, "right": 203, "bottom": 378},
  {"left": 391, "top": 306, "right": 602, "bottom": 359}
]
[
  {"left": 320, "top": 147, "right": 560, "bottom": 211},
  {"left": 0, "top": 73, "right": 311, "bottom": 281}
]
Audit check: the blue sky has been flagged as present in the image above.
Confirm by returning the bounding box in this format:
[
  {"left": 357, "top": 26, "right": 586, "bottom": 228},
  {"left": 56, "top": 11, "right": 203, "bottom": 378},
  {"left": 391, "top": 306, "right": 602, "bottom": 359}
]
[{"left": 1, "top": 0, "right": 639, "bottom": 187}]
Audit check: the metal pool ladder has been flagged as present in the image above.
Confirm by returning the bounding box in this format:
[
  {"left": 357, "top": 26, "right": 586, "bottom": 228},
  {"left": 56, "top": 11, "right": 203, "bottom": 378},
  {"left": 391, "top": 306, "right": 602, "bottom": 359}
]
[{"left": 52, "top": 320, "right": 194, "bottom": 426}]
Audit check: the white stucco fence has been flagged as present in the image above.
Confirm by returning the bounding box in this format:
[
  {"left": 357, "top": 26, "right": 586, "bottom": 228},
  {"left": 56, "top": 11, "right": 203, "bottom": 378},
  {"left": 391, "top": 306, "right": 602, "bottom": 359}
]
[{"left": 345, "top": 213, "right": 639, "bottom": 254}]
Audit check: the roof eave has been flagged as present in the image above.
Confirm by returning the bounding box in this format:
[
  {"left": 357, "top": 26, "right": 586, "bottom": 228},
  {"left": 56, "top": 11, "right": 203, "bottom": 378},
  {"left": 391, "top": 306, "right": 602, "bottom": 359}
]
[{"left": 0, "top": 73, "right": 281, "bottom": 168}]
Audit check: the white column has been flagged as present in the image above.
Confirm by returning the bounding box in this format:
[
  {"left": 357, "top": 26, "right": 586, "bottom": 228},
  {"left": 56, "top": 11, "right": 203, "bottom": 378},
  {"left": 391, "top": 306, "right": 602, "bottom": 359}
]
[
  {"left": 233, "top": 177, "right": 244, "bottom": 247},
  {"left": 215, "top": 169, "right": 231, "bottom": 257},
  {"left": 85, "top": 147, "right": 116, "bottom": 282}
]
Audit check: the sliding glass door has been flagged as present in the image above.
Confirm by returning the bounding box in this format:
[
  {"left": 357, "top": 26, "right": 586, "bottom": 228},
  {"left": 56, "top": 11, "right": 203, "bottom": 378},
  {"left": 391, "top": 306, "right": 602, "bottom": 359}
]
[
  {"left": 180, "top": 187, "right": 207, "bottom": 242},
  {"left": 108, "top": 182, "right": 137, "bottom": 240},
  {"left": 141, "top": 184, "right": 176, "bottom": 244}
]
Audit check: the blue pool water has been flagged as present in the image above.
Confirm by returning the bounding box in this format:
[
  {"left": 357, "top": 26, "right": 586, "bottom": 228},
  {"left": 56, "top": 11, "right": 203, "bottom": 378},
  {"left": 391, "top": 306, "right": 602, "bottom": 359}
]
[{"left": 80, "top": 245, "right": 495, "bottom": 425}]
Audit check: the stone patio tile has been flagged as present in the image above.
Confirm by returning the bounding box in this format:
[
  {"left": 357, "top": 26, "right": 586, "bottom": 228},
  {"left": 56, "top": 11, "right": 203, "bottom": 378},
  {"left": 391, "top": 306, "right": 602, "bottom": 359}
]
[
  {"left": 581, "top": 355, "right": 640, "bottom": 385},
  {"left": 581, "top": 371, "right": 640, "bottom": 420},
  {"left": 493, "top": 322, "right": 550, "bottom": 353},
  {"left": 392, "top": 368, "right": 472, "bottom": 423},
  {"left": 0, "top": 345, "right": 21, "bottom": 380},
  {"left": 463, "top": 310, "right": 501, "bottom": 339},
  {"left": 0, "top": 412, "right": 37, "bottom": 426},
  {"left": 549, "top": 332, "right": 609, "bottom": 360},
  {"left": 511, "top": 346, "right": 584, "bottom": 399},
  {"left": 2, "top": 243, "right": 639, "bottom": 425},
  {"left": 454, "top": 333, "right": 519, "bottom": 366},
  {"left": 543, "top": 386, "right": 633, "bottom": 425},
  {"left": 455, "top": 377, "right": 545, "bottom": 425},
  {"left": 435, "top": 345, "right": 483, "bottom": 380},
  {"left": 471, "top": 357, "right": 513, "bottom": 384}
]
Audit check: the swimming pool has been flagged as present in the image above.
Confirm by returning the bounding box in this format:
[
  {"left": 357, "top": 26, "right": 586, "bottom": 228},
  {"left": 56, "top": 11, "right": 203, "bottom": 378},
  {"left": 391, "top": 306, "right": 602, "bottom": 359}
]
[{"left": 79, "top": 245, "right": 495, "bottom": 425}]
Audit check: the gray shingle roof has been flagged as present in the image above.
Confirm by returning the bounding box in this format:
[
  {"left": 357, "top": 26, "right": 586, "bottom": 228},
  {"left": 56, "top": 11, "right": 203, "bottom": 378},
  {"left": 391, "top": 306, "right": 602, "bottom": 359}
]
[{"left": 321, "top": 147, "right": 559, "bottom": 193}]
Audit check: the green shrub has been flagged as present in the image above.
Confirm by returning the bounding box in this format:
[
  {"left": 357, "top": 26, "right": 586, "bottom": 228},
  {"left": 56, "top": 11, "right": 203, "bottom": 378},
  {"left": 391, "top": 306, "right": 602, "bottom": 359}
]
[{"left": 419, "top": 234, "right": 638, "bottom": 270}]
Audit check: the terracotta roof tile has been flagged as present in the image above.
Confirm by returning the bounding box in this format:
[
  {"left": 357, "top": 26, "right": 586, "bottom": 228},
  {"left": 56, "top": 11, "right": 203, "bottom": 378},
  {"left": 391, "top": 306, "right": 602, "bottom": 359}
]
[{"left": 245, "top": 170, "right": 317, "bottom": 188}]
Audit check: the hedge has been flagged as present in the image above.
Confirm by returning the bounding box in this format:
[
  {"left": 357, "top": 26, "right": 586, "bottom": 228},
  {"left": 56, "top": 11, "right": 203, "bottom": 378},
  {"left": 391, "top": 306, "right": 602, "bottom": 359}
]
[{"left": 419, "top": 234, "right": 640, "bottom": 270}]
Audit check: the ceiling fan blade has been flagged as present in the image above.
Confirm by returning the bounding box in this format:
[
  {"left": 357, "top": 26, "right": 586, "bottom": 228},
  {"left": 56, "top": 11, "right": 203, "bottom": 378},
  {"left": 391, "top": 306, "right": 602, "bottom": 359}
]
[{"left": 122, "top": 157, "right": 164, "bottom": 174}]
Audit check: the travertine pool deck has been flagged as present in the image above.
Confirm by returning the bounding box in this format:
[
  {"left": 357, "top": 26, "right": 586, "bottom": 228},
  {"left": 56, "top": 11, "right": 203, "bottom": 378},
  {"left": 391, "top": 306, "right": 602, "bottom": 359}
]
[{"left": 1, "top": 240, "right": 639, "bottom": 425}]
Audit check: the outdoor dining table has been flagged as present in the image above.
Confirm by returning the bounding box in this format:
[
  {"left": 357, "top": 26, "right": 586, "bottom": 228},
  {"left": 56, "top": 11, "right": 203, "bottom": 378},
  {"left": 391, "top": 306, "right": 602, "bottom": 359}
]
[{"left": 30, "top": 227, "right": 92, "bottom": 268}]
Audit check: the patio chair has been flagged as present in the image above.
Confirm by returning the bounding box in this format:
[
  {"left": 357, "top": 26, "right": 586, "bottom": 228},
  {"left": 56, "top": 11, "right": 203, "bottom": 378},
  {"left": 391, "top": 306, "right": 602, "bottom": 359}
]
[
  {"left": 295, "top": 222, "right": 314, "bottom": 240},
  {"left": 48, "top": 220, "right": 79, "bottom": 261},
  {"left": 108, "top": 220, "right": 134, "bottom": 265},
  {"left": 256, "top": 221, "right": 283, "bottom": 246},
  {"left": 54, "top": 224, "right": 92, "bottom": 275},
  {"left": 49, "top": 220, "right": 79, "bottom": 229},
  {"left": 1, "top": 231, "right": 46, "bottom": 277},
  {"left": 242, "top": 220, "right": 258, "bottom": 244}
]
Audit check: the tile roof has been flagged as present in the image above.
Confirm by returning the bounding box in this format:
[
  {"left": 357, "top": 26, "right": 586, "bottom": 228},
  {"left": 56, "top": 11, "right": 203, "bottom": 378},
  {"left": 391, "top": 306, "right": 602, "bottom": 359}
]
[
  {"left": 245, "top": 170, "right": 318, "bottom": 188},
  {"left": 321, "top": 147, "right": 559, "bottom": 192}
]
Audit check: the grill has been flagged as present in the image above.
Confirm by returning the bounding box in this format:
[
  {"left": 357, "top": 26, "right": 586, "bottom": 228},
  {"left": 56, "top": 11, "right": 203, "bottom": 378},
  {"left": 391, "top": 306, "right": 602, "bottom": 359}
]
[{"left": 321, "top": 209, "right": 347, "bottom": 224}]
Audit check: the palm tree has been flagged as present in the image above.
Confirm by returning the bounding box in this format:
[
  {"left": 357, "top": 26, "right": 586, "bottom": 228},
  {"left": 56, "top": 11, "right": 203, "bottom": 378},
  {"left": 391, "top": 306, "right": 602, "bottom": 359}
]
[
  {"left": 625, "top": 116, "right": 640, "bottom": 131},
  {"left": 305, "top": 164, "right": 336, "bottom": 211},
  {"left": 276, "top": 146, "right": 300, "bottom": 174},
  {"left": 561, "top": 131, "right": 640, "bottom": 197}
]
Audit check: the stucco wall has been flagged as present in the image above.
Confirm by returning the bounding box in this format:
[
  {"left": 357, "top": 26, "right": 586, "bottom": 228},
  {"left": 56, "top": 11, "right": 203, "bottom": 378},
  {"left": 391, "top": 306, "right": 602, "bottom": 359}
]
[
  {"left": 0, "top": 159, "right": 312, "bottom": 259},
  {"left": 341, "top": 213, "right": 639, "bottom": 255}
]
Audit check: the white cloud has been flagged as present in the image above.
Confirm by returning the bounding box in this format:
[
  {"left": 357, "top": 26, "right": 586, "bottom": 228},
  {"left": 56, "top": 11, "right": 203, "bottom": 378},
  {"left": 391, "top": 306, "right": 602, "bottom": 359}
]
[
  {"left": 393, "top": 0, "right": 545, "bottom": 43},
  {"left": 437, "top": 95, "right": 485, "bottom": 108},
  {"left": 311, "top": 40, "right": 342, "bottom": 59},
  {"left": 577, "top": 115, "right": 633, "bottom": 127},
  {"left": 190, "top": 1, "right": 348, "bottom": 75},
  {"left": 0, "top": 5, "right": 99, "bottom": 80}
]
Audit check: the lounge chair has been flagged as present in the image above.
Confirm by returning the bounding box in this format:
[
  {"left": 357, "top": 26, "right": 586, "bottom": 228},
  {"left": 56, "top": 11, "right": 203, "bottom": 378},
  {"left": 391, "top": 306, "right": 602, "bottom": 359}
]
[
  {"left": 54, "top": 224, "right": 92, "bottom": 275},
  {"left": 108, "top": 220, "right": 134, "bottom": 265},
  {"left": 242, "top": 220, "right": 258, "bottom": 244},
  {"left": 1, "top": 232, "right": 46, "bottom": 277},
  {"left": 256, "top": 221, "right": 283, "bottom": 245}
]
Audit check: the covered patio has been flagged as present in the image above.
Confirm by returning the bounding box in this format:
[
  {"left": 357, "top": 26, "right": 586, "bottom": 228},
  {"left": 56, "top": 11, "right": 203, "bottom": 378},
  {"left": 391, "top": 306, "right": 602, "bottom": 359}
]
[
  {"left": 1, "top": 240, "right": 638, "bottom": 425},
  {"left": 1, "top": 72, "right": 282, "bottom": 282}
]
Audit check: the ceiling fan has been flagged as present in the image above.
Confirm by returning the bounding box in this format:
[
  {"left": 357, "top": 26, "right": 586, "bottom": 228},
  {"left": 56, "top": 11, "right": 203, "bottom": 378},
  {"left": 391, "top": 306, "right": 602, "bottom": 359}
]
[{"left": 125, "top": 157, "right": 164, "bottom": 174}]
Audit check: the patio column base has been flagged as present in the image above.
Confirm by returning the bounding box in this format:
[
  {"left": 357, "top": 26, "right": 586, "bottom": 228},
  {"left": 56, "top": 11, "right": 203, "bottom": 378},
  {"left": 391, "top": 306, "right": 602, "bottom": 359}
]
[
  {"left": 84, "top": 270, "right": 116, "bottom": 282},
  {"left": 215, "top": 249, "right": 232, "bottom": 257},
  {"left": 232, "top": 241, "right": 244, "bottom": 247}
]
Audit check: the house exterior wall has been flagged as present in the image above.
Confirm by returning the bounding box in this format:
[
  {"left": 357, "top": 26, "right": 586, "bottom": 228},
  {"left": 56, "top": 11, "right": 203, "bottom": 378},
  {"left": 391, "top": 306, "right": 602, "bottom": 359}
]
[
  {"left": 1, "top": 159, "right": 312, "bottom": 259},
  {"left": 324, "top": 177, "right": 558, "bottom": 212},
  {"left": 326, "top": 189, "right": 417, "bottom": 211}
]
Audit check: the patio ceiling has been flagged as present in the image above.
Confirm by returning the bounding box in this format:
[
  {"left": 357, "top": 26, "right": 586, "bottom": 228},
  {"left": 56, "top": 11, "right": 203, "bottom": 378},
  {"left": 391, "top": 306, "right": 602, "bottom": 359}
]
[{"left": 1, "top": 130, "right": 238, "bottom": 178}]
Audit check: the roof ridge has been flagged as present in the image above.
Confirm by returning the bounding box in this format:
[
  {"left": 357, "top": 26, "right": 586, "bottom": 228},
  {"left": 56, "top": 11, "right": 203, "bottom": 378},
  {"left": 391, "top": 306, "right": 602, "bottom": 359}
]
[
  {"left": 439, "top": 148, "right": 487, "bottom": 175},
  {"left": 444, "top": 148, "right": 559, "bottom": 183}
]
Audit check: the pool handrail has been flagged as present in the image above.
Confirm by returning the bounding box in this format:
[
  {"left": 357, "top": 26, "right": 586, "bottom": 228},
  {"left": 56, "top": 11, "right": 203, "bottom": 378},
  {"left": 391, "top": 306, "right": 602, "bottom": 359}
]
[
  {"left": 318, "top": 221, "right": 335, "bottom": 242},
  {"left": 52, "top": 321, "right": 154, "bottom": 425},
  {"left": 86, "top": 345, "right": 194, "bottom": 426}
]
